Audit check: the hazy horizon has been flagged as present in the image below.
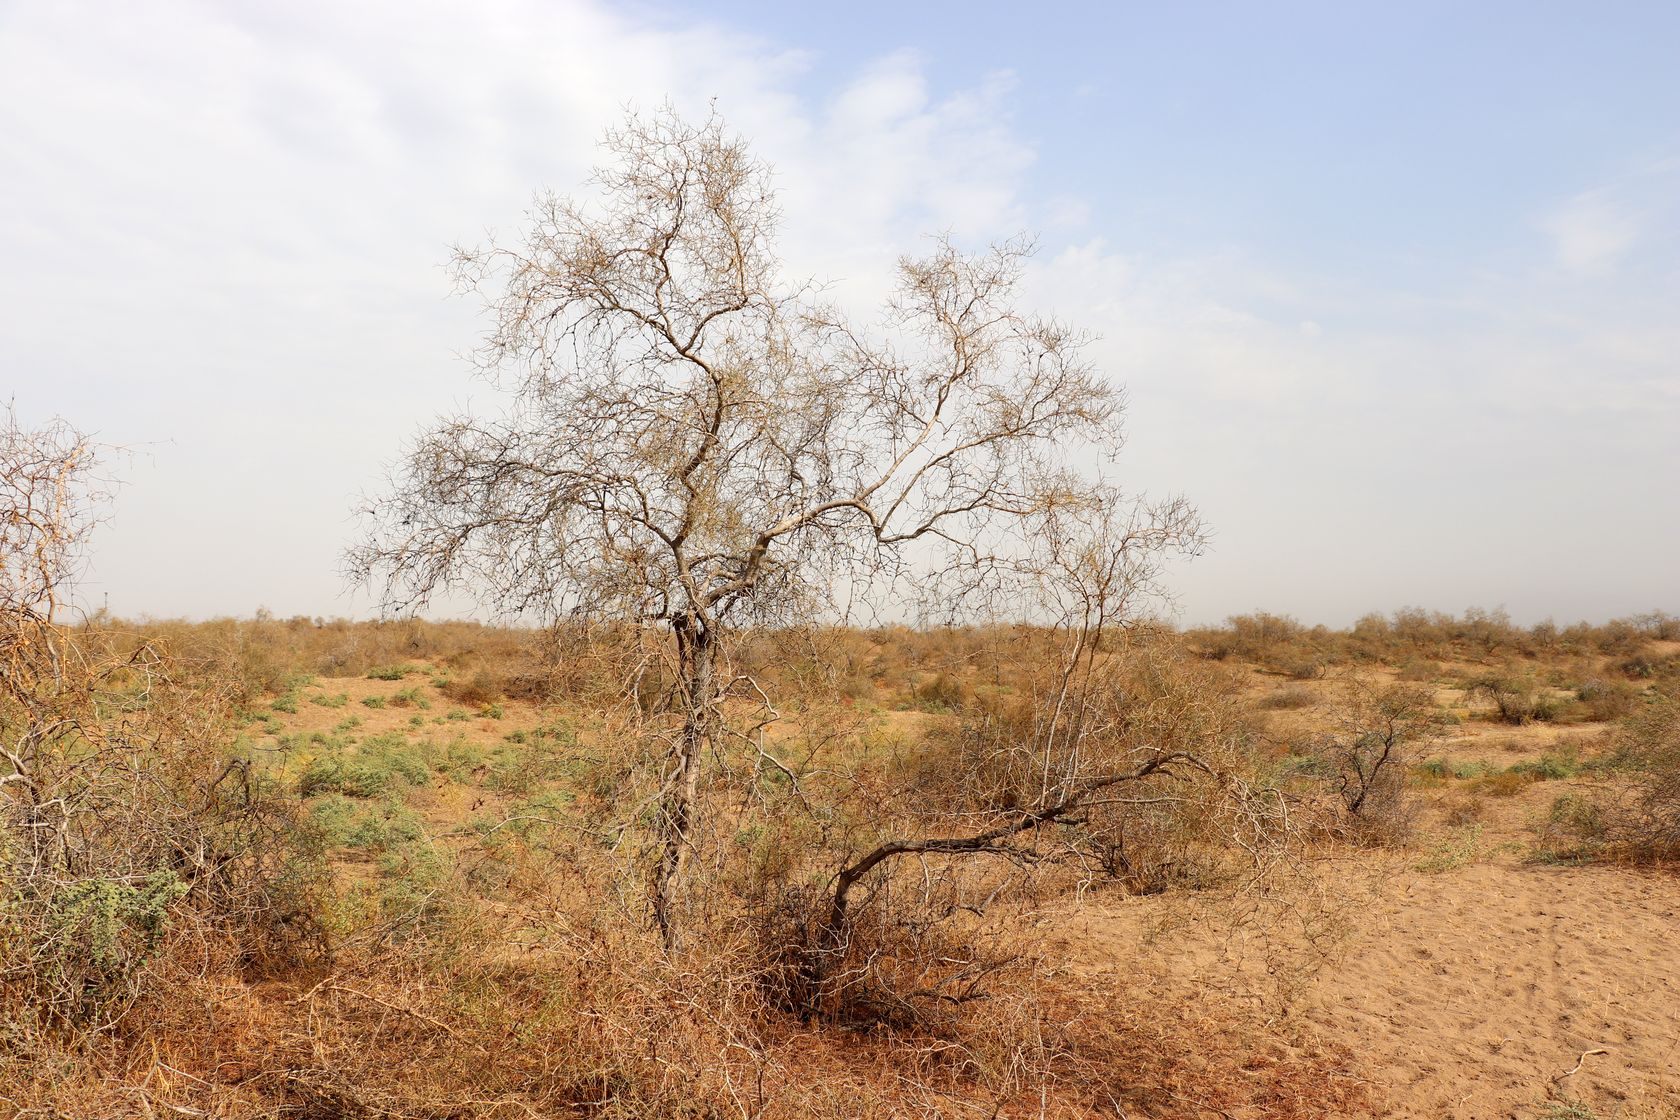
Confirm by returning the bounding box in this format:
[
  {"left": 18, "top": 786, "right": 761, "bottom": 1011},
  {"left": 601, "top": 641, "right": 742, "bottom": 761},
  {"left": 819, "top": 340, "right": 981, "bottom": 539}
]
[{"left": 6, "top": 1, "right": 1677, "bottom": 627}]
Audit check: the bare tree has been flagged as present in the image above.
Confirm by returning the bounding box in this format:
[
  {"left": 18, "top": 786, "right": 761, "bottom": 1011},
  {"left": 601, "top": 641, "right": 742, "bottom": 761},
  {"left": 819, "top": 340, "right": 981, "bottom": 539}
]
[
  {"left": 0, "top": 407, "right": 103, "bottom": 875},
  {"left": 352, "top": 108, "right": 1181, "bottom": 949},
  {"left": 1314, "top": 680, "right": 1442, "bottom": 839},
  {"left": 795, "top": 501, "right": 1297, "bottom": 1016}
]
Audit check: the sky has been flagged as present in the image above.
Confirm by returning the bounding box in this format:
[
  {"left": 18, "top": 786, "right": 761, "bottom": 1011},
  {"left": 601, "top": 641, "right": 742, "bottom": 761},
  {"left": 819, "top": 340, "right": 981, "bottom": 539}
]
[{"left": 3, "top": 0, "right": 1676, "bottom": 626}]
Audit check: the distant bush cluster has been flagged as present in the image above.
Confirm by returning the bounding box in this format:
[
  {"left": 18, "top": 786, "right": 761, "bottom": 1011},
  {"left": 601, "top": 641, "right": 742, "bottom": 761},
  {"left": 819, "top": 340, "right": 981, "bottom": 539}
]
[{"left": 1188, "top": 607, "right": 1680, "bottom": 674}]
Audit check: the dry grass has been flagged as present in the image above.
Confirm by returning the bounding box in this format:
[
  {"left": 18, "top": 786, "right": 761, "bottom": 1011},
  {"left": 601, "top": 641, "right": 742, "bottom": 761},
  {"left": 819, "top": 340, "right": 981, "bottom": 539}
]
[{"left": 4, "top": 609, "right": 1674, "bottom": 1117}]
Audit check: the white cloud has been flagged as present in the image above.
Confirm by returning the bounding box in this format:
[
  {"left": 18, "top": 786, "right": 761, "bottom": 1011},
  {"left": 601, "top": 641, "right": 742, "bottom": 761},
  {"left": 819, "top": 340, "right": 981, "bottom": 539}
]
[
  {"left": 1543, "top": 190, "right": 1640, "bottom": 272},
  {"left": 0, "top": 0, "right": 1035, "bottom": 619},
  {"left": 1540, "top": 156, "right": 1679, "bottom": 274},
  {"left": 1, "top": 0, "right": 1674, "bottom": 625}
]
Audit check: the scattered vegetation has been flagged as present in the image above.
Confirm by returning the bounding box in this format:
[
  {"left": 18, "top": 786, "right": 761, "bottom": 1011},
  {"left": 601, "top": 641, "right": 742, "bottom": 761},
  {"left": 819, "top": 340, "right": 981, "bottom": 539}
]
[{"left": 6, "top": 109, "right": 1677, "bottom": 1117}]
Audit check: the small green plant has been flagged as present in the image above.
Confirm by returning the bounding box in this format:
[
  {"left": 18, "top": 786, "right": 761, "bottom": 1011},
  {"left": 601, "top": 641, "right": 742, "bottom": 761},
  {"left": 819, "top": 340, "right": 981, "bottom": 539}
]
[
  {"left": 366, "top": 664, "right": 414, "bottom": 681},
  {"left": 299, "top": 753, "right": 403, "bottom": 798},
  {"left": 1535, "top": 793, "right": 1610, "bottom": 864},
  {"left": 1511, "top": 750, "right": 1579, "bottom": 781},
  {"left": 1415, "top": 824, "right": 1483, "bottom": 873},
  {"left": 41, "top": 870, "right": 191, "bottom": 1022},
  {"left": 271, "top": 692, "right": 299, "bottom": 714},
  {"left": 309, "top": 796, "right": 425, "bottom": 854},
  {"left": 390, "top": 686, "right": 431, "bottom": 709},
  {"left": 360, "top": 695, "right": 388, "bottom": 710},
  {"left": 310, "top": 691, "right": 350, "bottom": 708}
]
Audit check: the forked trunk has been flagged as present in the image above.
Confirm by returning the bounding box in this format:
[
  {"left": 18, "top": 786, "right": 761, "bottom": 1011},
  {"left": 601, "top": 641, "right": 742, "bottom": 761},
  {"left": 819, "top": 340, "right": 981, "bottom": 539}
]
[{"left": 652, "top": 615, "right": 715, "bottom": 952}]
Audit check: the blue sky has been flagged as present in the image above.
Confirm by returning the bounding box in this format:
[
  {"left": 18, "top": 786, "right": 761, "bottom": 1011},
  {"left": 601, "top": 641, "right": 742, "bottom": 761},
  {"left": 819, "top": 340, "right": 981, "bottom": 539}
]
[{"left": 3, "top": 1, "right": 1676, "bottom": 624}]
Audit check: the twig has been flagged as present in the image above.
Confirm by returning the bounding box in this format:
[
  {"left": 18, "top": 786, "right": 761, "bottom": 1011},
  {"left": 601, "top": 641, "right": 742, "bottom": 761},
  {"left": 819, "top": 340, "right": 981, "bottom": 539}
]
[
  {"left": 294, "top": 979, "right": 466, "bottom": 1042},
  {"left": 1552, "top": 1048, "right": 1609, "bottom": 1084}
]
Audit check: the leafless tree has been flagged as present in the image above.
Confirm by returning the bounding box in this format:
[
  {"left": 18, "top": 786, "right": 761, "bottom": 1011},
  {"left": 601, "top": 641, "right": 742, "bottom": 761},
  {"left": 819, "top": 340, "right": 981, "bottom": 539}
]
[
  {"left": 795, "top": 499, "right": 1297, "bottom": 1015},
  {"left": 1314, "top": 680, "right": 1442, "bottom": 839},
  {"left": 0, "top": 406, "right": 103, "bottom": 875},
  {"left": 351, "top": 107, "right": 1203, "bottom": 950}
]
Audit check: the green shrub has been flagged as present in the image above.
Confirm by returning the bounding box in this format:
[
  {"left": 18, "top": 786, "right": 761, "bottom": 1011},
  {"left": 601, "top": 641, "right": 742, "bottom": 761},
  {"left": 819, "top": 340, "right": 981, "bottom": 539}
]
[
  {"left": 373, "top": 841, "right": 450, "bottom": 936},
  {"left": 1536, "top": 793, "right": 1609, "bottom": 863},
  {"left": 299, "top": 755, "right": 397, "bottom": 798},
  {"left": 347, "top": 804, "right": 424, "bottom": 852},
  {"left": 360, "top": 695, "right": 388, "bottom": 710},
  {"left": 40, "top": 870, "right": 191, "bottom": 1021},
  {"left": 310, "top": 691, "right": 350, "bottom": 708},
  {"left": 1511, "top": 750, "right": 1579, "bottom": 781},
  {"left": 366, "top": 664, "right": 414, "bottom": 681},
  {"left": 308, "top": 796, "right": 424, "bottom": 853},
  {"left": 1415, "top": 825, "right": 1483, "bottom": 873},
  {"left": 1569, "top": 678, "right": 1635, "bottom": 722}
]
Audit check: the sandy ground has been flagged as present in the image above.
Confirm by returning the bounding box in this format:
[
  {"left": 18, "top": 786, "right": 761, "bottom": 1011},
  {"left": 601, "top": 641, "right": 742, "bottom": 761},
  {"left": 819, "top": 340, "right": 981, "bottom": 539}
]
[
  {"left": 1307, "top": 861, "right": 1680, "bottom": 1118},
  {"left": 1045, "top": 847, "right": 1680, "bottom": 1119},
  {"left": 1037, "top": 659, "right": 1680, "bottom": 1119},
  {"left": 288, "top": 661, "right": 1680, "bottom": 1118}
]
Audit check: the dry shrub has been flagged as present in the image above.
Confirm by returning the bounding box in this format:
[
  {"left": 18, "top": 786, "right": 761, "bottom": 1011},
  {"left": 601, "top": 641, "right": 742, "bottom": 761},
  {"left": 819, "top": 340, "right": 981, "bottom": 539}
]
[
  {"left": 439, "top": 666, "right": 507, "bottom": 708},
  {"left": 1535, "top": 792, "right": 1612, "bottom": 862},
  {"left": 1187, "top": 607, "right": 1680, "bottom": 672},
  {"left": 1396, "top": 658, "right": 1440, "bottom": 682},
  {"left": 8, "top": 819, "right": 1328, "bottom": 1120},
  {"left": 1439, "top": 789, "right": 1487, "bottom": 826},
  {"left": 1258, "top": 684, "right": 1318, "bottom": 710},
  {"left": 1469, "top": 671, "right": 1561, "bottom": 725},
  {"left": 1478, "top": 767, "right": 1532, "bottom": 797},
  {"left": 1310, "top": 680, "right": 1444, "bottom": 845},
  {"left": 1617, "top": 687, "right": 1680, "bottom": 860},
  {"left": 1571, "top": 676, "right": 1637, "bottom": 722},
  {"left": 0, "top": 412, "right": 325, "bottom": 1061}
]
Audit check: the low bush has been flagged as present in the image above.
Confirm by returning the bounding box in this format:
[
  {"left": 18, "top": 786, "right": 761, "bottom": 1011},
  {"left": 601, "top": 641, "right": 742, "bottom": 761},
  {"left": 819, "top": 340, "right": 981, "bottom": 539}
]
[
  {"left": 1469, "top": 673, "right": 1560, "bottom": 725},
  {"left": 1618, "top": 688, "right": 1680, "bottom": 859},
  {"left": 441, "top": 668, "right": 507, "bottom": 708},
  {"left": 1314, "top": 681, "right": 1443, "bottom": 843},
  {"left": 1535, "top": 793, "right": 1610, "bottom": 863},
  {"left": 1570, "top": 677, "right": 1637, "bottom": 722},
  {"left": 1510, "top": 749, "right": 1579, "bottom": 781},
  {"left": 1256, "top": 684, "right": 1316, "bottom": 710},
  {"left": 367, "top": 664, "right": 416, "bottom": 681}
]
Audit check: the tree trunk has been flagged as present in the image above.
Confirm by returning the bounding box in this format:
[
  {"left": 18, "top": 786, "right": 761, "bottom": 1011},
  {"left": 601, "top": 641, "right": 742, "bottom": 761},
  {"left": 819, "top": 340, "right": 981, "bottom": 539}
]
[{"left": 652, "top": 614, "right": 715, "bottom": 952}]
